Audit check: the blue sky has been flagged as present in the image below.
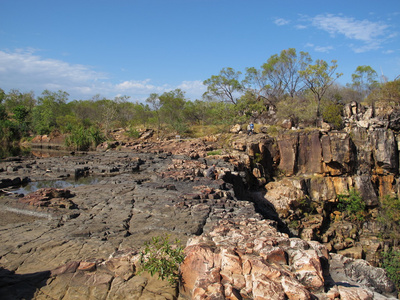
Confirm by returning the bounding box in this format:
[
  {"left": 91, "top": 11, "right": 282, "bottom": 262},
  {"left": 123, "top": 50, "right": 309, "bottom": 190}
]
[{"left": 0, "top": 0, "right": 399, "bottom": 102}]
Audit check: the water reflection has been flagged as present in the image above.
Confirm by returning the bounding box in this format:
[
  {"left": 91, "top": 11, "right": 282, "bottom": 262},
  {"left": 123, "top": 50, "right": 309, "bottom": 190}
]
[
  {"left": 0, "top": 145, "right": 31, "bottom": 159},
  {"left": 12, "top": 177, "right": 99, "bottom": 195}
]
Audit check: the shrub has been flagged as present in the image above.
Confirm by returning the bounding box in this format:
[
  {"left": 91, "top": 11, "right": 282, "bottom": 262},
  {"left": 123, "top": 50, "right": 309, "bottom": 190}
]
[
  {"left": 380, "top": 195, "right": 400, "bottom": 226},
  {"left": 139, "top": 234, "right": 185, "bottom": 285},
  {"left": 337, "top": 188, "right": 366, "bottom": 222},
  {"left": 381, "top": 249, "right": 400, "bottom": 290},
  {"left": 65, "top": 125, "right": 105, "bottom": 151},
  {"left": 125, "top": 128, "right": 141, "bottom": 139},
  {"left": 378, "top": 195, "right": 400, "bottom": 239},
  {"left": 207, "top": 149, "right": 222, "bottom": 156},
  {"left": 322, "top": 102, "right": 343, "bottom": 129}
]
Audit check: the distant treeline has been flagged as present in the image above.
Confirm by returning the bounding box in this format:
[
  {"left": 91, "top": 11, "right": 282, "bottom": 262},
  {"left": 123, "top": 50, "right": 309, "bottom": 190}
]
[{"left": 1, "top": 48, "right": 399, "bottom": 150}]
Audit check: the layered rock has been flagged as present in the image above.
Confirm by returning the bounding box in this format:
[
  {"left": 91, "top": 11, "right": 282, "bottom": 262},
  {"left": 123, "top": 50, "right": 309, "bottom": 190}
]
[{"left": 180, "top": 218, "right": 397, "bottom": 299}]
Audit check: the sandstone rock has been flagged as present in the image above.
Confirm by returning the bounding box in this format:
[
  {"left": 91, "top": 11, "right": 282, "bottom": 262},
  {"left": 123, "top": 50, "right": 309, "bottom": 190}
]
[
  {"left": 230, "top": 124, "right": 242, "bottom": 133},
  {"left": 370, "top": 129, "right": 398, "bottom": 174},
  {"left": 264, "top": 178, "right": 306, "bottom": 218},
  {"left": 277, "top": 133, "right": 299, "bottom": 176},
  {"left": 180, "top": 218, "right": 395, "bottom": 299},
  {"left": 297, "top": 131, "right": 323, "bottom": 175}
]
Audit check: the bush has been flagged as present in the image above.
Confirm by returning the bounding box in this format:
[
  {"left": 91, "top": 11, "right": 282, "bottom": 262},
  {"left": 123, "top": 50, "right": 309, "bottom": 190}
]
[
  {"left": 139, "top": 234, "right": 185, "bottom": 285},
  {"left": 337, "top": 188, "right": 366, "bottom": 222},
  {"left": 322, "top": 102, "right": 343, "bottom": 129},
  {"left": 125, "top": 128, "right": 141, "bottom": 139},
  {"left": 207, "top": 149, "right": 222, "bottom": 156},
  {"left": 381, "top": 249, "right": 400, "bottom": 290},
  {"left": 378, "top": 195, "right": 400, "bottom": 239},
  {"left": 65, "top": 125, "right": 105, "bottom": 151}
]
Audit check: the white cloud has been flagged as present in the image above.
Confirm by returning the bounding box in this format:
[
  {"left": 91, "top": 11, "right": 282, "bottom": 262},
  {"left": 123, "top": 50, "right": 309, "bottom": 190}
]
[
  {"left": 383, "top": 49, "right": 394, "bottom": 54},
  {"left": 0, "top": 49, "right": 108, "bottom": 97},
  {"left": 314, "top": 45, "right": 334, "bottom": 53},
  {"left": 0, "top": 49, "right": 207, "bottom": 101},
  {"left": 274, "top": 18, "right": 290, "bottom": 26},
  {"left": 177, "top": 80, "right": 207, "bottom": 100},
  {"left": 310, "top": 14, "right": 391, "bottom": 52},
  {"left": 295, "top": 24, "right": 307, "bottom": 30}
]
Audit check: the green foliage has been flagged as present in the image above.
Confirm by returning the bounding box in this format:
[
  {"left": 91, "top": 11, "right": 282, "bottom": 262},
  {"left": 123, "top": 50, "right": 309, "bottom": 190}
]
[
  {"left": 368, "top": 78, "right": 400, "bottom": 106},
  {"left": 378, "top": 195, "right": 400, "bottom": 239},
  {"left": 32, "top": 90, "right": 70, "bottom": 134},
  {"left": 351, "top": 65, "right": 379, "bottom": 101},
  {"left": 299, "top": 59, "right": 343, "bottom": 120},
  {"left": 139, "top": 234, "right": 185, "bottom": 285},
  {"left": 65, "top": 126, "right": 105, "bottom": 151},
  {"left": 321, "top": 101, "right": 343, "bottom": 129},
  {"left": 276, "top": 94, "right": 317, "bottom": 126},
  {"left": 203, "top": 67, "right": 244, "bottom": 104},
  {"left": 337, "top": 188, "right": 366, "bottom": 222},
  {"left": 125, "top": 128, "right": 141, "bottom": 139},
  {"left": 380, "top": 195, "right": 400, "bottom": 226},
  {"left": 381, "top": 249, "right": 400, "bottom": 290},
  {"left": 207, "top": 149, "right": 222, "bottom": 156}
]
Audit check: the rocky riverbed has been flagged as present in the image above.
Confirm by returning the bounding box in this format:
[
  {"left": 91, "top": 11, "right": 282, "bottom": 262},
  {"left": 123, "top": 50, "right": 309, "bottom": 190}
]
[{"left": 0, "top": 134, "right": 398, "bottom": 299}]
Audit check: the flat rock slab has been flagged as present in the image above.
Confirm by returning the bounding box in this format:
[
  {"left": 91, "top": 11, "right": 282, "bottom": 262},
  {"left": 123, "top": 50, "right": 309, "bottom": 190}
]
[{"left": 0, "top": 151, "right": 260, "bottom": 299}]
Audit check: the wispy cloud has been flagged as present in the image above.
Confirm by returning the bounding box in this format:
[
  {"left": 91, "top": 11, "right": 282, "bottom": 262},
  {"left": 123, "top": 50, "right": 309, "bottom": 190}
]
[
  {"left": 310, "top": 14, "right": 391, "bottom": 52},
  {"left": 314, "top": 46, "right": 334, "bottom": 53},
  {"left": 0, "top": 49, "right": 206, "bottom": 101},
  {"left": 304, "top": 43, "right": 333, "bottom": 53},
  {"left": 274, "top": 18, "right": 290, "bottom": 26}
]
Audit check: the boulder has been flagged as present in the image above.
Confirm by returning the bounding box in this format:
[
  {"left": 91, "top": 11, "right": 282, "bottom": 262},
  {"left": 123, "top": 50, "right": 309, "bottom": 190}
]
[
  {"left": 264, "top": 178, "right": 307, "bottom": 218},
  {"left": 230, "top": 124, "right": 242, "bottom": 133}
]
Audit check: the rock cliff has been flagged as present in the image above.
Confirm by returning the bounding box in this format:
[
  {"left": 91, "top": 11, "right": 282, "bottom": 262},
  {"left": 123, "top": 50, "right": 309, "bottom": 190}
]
[{"left": 229, "top": 102, "right": 400, "bottom": 267}]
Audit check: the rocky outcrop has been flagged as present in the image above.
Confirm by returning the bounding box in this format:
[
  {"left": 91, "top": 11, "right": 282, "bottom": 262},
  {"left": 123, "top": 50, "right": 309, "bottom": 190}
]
[
  {"left": 180, "top": 218, "right": 397, "bottom": 299},
  {"left": 227, "top": 104, "right": 400, "bottom": 268}
]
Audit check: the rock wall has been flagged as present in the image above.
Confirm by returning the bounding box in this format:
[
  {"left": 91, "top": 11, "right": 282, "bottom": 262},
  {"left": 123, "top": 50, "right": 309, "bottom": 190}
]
[{"left": 230, "top": 103, "right": 400, "bottom": 266}]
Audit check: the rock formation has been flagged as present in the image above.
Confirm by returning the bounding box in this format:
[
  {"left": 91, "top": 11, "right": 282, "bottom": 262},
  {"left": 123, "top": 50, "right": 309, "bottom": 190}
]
[{"left": 0, "top": 102, "right": 399, "bottom": 299}]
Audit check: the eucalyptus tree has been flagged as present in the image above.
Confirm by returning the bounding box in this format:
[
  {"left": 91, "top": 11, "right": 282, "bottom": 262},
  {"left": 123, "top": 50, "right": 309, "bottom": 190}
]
[
  {"left": 265, "top": 48, "right": 311, "bottom": 99},
  {"left": 203, "top": 67, "right": 244, "bottom": 104},
  {"left": 351, "top": 65, "right": 379, "bottom": 101},
  {"left": 299, "top": 59, "right": 343, "bottom": 121},
  {"left": 244, "top": 48, "right": 311, "bottom": 107}
]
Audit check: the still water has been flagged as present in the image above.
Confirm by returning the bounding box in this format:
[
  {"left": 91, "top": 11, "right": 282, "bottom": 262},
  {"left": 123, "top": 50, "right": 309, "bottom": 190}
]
[{"left": 12, "top": 176, "right": 99, "bottom": 195}]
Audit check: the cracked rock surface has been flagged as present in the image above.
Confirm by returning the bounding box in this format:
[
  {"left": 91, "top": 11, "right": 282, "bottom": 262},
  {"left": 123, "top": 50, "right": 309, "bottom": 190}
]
[{"left": 0, "top": 151, "right": 260, "bottom": 299}]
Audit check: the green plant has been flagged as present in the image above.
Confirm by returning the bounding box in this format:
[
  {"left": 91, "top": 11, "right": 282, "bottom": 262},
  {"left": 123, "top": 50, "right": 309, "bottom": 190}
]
[
  {"left": 321, "top": 102, "right": 343, "bottom": 129},
  {"left": 125, "top": 128, "right": 141, "bottom": 139},
  {"left": 207, "top": 149, "right": 222, "bottom": 156},
  {"left": 381, "top": 249, "right": 400, "bottom": 290},
  {"left": 377, "top": 195, "right": 400, "bottom": 239},
  {"left": 65, "top": 125, "right": 105, "bottom": 151},
  {"left": 337, "top": 188, "right": 366, "bottom": 222},
  {"left": 139, "top": 234, "right": 185, "bottom": 285},
  {"left": 253, "top": 153, "right": 262, "bottom": 164},
  {"left": 380, "top": 195, "right": 400, "bottom": 226}
]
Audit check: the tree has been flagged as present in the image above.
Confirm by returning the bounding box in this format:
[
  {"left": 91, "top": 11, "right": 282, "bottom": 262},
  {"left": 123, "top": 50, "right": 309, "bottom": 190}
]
[
  {"left": 159, "top": 89, "right": 187, "bottom": 134},
  {"left": 203, "top": 67, "right": 243, "bottom": 104},
  {"left": 0, "top": 88, "right": 5, "bottom": 104},
  {"left": 146, "top": 93, "right": 162, "bottom": 134},
  {"left": 265, "top": 48, "right": 311, "bottom": 98},
  {"left": 299, "top": 59, "right": 343, "bottom": 122},
  {"left": 4, "top": 89, "right": 36, "bottom": 112},
  {"left": 32, "top": 90, "right": 69, "bottom": 134},
  {"left": 351, "top": 65, "right": 379, "bottom": 101}
]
